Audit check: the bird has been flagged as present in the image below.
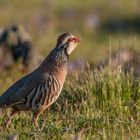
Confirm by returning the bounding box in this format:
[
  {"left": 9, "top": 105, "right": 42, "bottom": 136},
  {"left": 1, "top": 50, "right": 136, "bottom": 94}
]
[{"left": 0, "top": 33, "right": 80, "bottom": 127}]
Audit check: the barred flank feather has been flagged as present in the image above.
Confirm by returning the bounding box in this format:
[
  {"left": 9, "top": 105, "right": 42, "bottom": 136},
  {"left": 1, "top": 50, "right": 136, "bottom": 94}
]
[{"left": 24, "top": 75, "right": 61, "bottom": 111}]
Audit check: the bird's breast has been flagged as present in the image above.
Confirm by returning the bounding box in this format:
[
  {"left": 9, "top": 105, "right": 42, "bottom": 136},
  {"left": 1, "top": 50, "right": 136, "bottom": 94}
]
[{"left": 52, "top": 67, "right": 67, "bottom": 86}]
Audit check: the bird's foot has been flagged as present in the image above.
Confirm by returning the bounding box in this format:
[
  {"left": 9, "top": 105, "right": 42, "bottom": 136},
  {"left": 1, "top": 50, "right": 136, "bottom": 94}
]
[
  {"left": 33, "top": 122, "right": 42, "bottom": 132},
  {"left": 34, "top": 122, "right": 39, "bottom": 129},
  {"left": 5, "top": 119, "right": 11, "bottom": 128}
]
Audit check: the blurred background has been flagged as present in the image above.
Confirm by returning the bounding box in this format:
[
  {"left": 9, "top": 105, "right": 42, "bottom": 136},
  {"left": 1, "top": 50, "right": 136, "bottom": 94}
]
[
  {"left": 0, "top": 0, "right": 140, "bottom": 65},
  {"left": 1, "top": 1, "right": 140, "bottom": 139}
]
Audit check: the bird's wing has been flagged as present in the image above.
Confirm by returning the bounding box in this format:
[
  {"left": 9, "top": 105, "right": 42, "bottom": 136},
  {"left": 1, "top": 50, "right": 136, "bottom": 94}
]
[
  {"left": 24, "top": 74, "right": 61, "bottom": 109},
  {"left": 0, "top": 73, "right": 30, "bottom": 107},
  {"left": 6, "top": 72, "right": 61, "bottom": 107}
]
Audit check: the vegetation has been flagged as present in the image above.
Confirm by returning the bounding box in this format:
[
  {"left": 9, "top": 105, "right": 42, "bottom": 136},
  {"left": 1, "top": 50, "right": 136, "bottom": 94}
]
[
  {"left": 0, "top": 0, "right": 140, "bottom": 139},
  {"left": 0, "top": 68, "right": 140, "bottom": 139}
]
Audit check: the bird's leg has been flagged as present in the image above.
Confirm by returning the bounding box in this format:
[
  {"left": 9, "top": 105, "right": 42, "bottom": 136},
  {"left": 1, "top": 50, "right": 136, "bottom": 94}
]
[
  {"left": 33, "top": 112, "right": 41, "bottom": 128},
  {"left": 6, "top": 109, "right": 18, "bottom": 128},
  {"left": 0, "top": 108, "right": 3, "bottom": 115}
]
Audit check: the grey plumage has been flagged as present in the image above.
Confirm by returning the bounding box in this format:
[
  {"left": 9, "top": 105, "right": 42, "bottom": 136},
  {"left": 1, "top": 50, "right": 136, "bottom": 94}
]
[
  {"left": 0, "top": 70, "right": 61, "bottom": 109},
  {"left": 0, "top": 74, "right": 29, "bottom": 107}
]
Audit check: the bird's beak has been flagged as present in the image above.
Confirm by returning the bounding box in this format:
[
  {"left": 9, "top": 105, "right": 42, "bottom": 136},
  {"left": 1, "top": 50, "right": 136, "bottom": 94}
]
[
  {"left": 68, "top": 37, "right": 81, "bottom": 43},
  {"left": 74, "top": 37, "right": 81, "bottom": 43}
]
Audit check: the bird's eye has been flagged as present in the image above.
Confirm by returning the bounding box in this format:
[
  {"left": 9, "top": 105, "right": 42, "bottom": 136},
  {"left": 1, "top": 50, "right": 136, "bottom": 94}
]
[
  {"left": 67, "top": 37, "right": 81, "bottom": 43},
  {"left": 67, "top": 38, "right": 74, "bottom": 42}
]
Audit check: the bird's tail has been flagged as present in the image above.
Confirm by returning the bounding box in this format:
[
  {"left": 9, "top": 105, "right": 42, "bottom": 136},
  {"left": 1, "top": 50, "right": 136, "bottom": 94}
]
[{"left": 0, "top": 95, "right": 7, "bottom": 108}]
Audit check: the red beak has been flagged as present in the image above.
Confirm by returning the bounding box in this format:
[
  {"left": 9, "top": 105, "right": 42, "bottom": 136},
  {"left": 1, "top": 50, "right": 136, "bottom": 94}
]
[{"left": 68, "top": 37, "right": 81, "bottom": 43}]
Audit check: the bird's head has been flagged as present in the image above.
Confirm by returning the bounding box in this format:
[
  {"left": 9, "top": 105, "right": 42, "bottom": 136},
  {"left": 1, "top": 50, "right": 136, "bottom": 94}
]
[{"left": 56, "top": 33, "right": 80, "bottom": 55}]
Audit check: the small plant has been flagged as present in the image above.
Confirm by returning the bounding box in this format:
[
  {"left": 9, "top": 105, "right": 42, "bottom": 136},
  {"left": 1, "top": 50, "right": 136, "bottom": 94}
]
[{"left": 0, "top": 66, "right": 140, "bottom": 139}]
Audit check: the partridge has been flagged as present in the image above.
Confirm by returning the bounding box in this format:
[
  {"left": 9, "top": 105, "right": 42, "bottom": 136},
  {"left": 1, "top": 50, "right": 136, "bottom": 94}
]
[{"left": 0, "top": 33, "right": 80, "bottom": 127}]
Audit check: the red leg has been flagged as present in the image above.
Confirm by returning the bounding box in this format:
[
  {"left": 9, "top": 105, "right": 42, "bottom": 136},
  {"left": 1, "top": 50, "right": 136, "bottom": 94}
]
[
  {"left": 0, "top": 108, "right": 2, "bottom": 115},
  {"left": 6, "top": 109, "right": 19, "bottom": 128},
  {"left": 33, "top": 112, "right": 41, "bottom": 128}
]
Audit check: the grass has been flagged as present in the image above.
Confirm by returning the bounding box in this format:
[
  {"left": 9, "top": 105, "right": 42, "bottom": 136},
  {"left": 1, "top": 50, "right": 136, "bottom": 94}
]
[
  {"left": 0, "top": 0, "right": 140, "bottom": 139},
  {"left": 0, "top": 67, "right": 140, "bottom": 139}
]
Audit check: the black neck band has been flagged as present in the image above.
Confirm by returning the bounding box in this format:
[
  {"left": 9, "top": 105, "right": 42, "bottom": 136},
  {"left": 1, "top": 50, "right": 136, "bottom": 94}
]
[{"left": 64, "top": 49, "right": 69, "bottom": 59}]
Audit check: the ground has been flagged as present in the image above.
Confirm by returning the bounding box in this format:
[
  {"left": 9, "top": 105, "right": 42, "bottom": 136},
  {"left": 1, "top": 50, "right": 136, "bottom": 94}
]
[{"left": 0, "top": 0, "right": 140, "bottom": 139}]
